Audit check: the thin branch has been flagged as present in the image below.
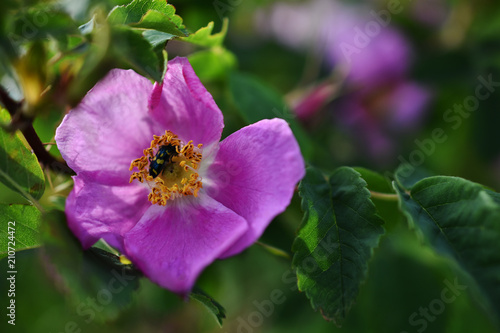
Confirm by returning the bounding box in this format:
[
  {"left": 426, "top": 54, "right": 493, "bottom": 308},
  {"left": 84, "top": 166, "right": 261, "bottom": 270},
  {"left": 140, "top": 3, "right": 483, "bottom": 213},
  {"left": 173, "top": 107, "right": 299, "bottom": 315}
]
[
  {"left": 256, "top": 241, "right": 292, "bottom": 260},
  {"left": 0, "top": 86, "right": 74, "bottom": 175},
  {"left": 0, "top": 86, "right": 22, "bottom": 113},
  {"left": 369, "top": 190, "right": 399, "bottom": 202}
]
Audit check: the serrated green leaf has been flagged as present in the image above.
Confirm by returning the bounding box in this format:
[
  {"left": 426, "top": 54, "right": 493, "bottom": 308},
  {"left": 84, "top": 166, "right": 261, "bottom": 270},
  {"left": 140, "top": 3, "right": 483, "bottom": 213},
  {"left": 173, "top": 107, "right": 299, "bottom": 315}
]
[
  {"left": 0, "top": 204, "right": 41, "bottom": 259},
  {"left": 292, "top": 167, "right": 385, "bottom": 325},
  {"left": 182, "top": 19, "right": 228, "bottom": 48},
  {"left": 394, "top": 176, "right": 500, "bottom": 321},
  {"left": 108, "top": 0, "right": 185, "bottom": 30},
  {"left": 188, "top": 46, "right": 236, "bottom": 82},
  {"left": 41, "top": 210, "right": 142, "bottom": 321},
  {"left": 229, "top": 71, "right": 314, "bottom": 160},
  {"left": 110, "top": 26, "right": 162, "bottom": 82},
  {"left": 190, "top": 286, "right": 226, "bottom": 327},
  {"left": 354, "top": 167, "right": 401, "bottom": 228},
  {"left": 0, "top": 109, "right": 45, "bottom": 201},
  {"left": 131, "top": 10, "right": 187, "bottom": 37},
  {"left": 107, "top": 0, "right": 186, "bottom": 52}
]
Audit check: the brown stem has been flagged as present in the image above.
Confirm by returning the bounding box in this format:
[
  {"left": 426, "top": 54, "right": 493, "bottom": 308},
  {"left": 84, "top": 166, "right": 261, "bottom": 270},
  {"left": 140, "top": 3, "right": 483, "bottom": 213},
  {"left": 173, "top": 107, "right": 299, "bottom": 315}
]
[{"left": 0, "top": 87, "right": 74, "bottom": 175}]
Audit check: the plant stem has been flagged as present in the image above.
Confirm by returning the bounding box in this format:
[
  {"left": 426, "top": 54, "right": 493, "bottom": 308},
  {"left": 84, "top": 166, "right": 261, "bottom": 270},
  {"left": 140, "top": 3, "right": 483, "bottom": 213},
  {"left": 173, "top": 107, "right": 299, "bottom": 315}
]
[
  {"left": 0, "top": 87, "right": 74, "bottom": 175},
  {"left": 369, "top": 190, "right": 399, "bottom": 202},
  {"left": 256, "top": 241, "right": 291, "bottom": 260}
]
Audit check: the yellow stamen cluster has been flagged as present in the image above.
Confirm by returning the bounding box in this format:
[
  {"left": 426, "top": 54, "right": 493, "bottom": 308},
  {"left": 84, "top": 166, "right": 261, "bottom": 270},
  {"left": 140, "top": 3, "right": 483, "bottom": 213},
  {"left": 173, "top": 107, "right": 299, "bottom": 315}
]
[{"left": 129, "top": 130, "right": 203, "bottom": 205}]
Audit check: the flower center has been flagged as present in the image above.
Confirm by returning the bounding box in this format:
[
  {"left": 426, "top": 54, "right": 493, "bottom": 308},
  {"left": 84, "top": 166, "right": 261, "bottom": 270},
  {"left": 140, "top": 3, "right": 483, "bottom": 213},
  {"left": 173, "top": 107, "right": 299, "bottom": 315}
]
[{"left": 129, "top": 130, "right": 203, "bottom": 206}]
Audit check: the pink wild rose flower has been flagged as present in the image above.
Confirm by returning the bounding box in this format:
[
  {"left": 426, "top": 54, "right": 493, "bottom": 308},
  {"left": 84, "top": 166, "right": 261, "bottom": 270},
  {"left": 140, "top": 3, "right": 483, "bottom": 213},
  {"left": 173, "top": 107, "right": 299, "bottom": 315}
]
[{"left": 55, "top": 57, "right": 305, "bottom": 294}]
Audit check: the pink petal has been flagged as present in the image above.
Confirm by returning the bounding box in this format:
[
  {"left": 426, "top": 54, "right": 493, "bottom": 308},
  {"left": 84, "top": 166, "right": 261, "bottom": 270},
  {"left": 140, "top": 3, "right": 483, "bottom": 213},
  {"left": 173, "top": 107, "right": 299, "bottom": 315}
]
[
  {"left": 123, "top": 196, "right": 248, "bottom": 294},
  {"left": 148, "top": 57, "right": 224, "bottom": 155},
  {"left": 56, "top": 69, "right": 162, "bottom": 186},
  {"left": 206, "top": 118, "right": 305, "bottom": 258},
  {"left": 66, "top": 176, "right": 150, "bottom": 253}
]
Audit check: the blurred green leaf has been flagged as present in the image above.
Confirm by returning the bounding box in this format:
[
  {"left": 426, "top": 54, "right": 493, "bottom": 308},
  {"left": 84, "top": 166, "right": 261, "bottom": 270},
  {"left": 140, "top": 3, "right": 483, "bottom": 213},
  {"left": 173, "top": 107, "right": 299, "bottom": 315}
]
[
  {"left": 188, "top": 46, "right": 236, "bottom": 82},
  {"left": 110, "top": 26, "right": 162, "bottom": 82},
  {"left": 182, "top": 19, "right": 228, "bottom": 48},
  {"left": 0, "top": 109, "right": 45, "bottom": 201},
  {"left": 354, "top": 167, "right": 393, "bottom": 194},
  {"left": 78, "top": 16, "right": 95, "bottom": 35},
  {"left": 394, "top": 176, "right": 500, "bottom": 322},
  {"left": 66, "top": 11, "right": 112, "bottom": 106},
  {"left": 10, "top": 7, "right": 78, "bottom": 45},
  {"left": 229, "top": 71, "right": 314, "bottom": 160},
  {"left": 292, "top": 167, "right": 385, "bottom": 325},
  {"left": 41, "top": 210, "right": 142, "bottom": 321},
  {"left": 68, "top": 12, "right": 165, "bottom": 105},
  {"left": 190, "top": 286, "right": 226, "bottom": 327},
  {"left": 394, "top": 164, "right": 434, "bottom": 190},
  {"left": 15, "top": 41, "right": 47, "bottom": 111},
  {"left": 0, "top": 204, "right": 41, "bottom": 259}
]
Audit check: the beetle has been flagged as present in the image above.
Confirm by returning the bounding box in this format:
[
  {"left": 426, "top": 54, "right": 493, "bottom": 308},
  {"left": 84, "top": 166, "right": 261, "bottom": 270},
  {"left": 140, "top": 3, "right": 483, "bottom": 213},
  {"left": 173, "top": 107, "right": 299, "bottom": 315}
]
[{"left": 149, "top": 144, "right": 178, "bottom": 178}]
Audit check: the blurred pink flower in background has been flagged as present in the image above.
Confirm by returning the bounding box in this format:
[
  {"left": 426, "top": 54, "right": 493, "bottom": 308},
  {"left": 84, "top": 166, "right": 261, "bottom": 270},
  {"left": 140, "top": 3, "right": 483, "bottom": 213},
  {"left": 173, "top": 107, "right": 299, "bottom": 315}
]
[{"left": 256, "top": 0, "right": 432, "bottom": 162}]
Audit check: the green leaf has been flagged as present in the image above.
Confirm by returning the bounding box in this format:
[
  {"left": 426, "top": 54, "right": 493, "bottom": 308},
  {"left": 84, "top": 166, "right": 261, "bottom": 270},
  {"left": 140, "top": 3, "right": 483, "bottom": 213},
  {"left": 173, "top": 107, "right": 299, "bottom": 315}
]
[
  {"left": 142, "top": 30, "right": 176, "bottom": 48},
  {"left": 107, "top": 0, "right": 187, "bottom": 53},
  {"left": 190, "top": 286, "right": 226, "bottom": 327},
  {"left": 108, "top": 0, "right": 185, "bottom": 31},
  {"left": 41, "top": 210, "right": 142, "bottom": 321},
  {"left": 354, "top": 167, "right": 401, "bottom": 228},
  {"left": 110, "top": 26, "right": 162, "bottom": 82},
  {"left": 188, "top": 46, "right": 236, "bottom": 82},
  {"left": 131, "top": 10, "right": 187, "bottom": 37},
  {"left": 292, "top": 167, "right": 385, "bottom": 325},
  {"left": 229, "top": 71, "right": 314, "bottom": 160},
  {"left": 11, "top": 8, "right": 78, "bottom": 45},
  {"left": 182, "top": 19, "right": 228, "bottom": 47},
  {"left": 394, "top": 163, "right": 433, "bottom": 190},
  {"left": 0, "top": 204, "right": 41, "bottom": 259},
  {"left": 15, "top": 41, "right": 47, "bottom": 109},
  {"left": 394, "top": 176, "right": 500, "bottom": 320},
  {"left": 79, "top": 16, "right": 95, "bottom": 35},
  {"left": 0, "top": 109, "right": 45, "bottom": 201},
  {"left": 353, "top": 167, "right": 393, "bottom": 194}
]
